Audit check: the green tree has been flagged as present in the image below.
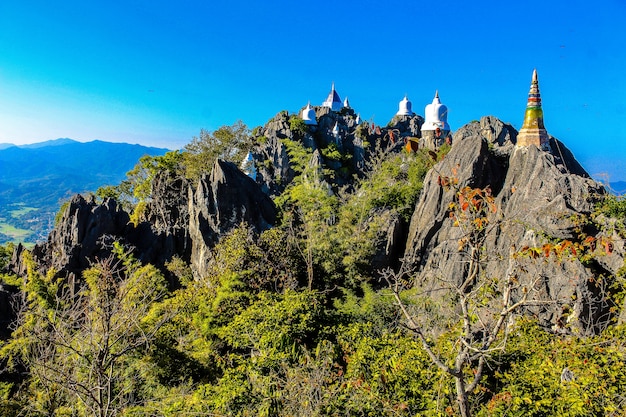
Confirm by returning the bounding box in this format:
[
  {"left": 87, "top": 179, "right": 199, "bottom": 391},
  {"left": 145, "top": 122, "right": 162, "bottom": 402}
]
[
  {"left": 384, "top": 186, "right": 546, "bottom": 417},
  {"left": 183, "top": 120, "right": 252, "bottom": 181},
  {"left": 1, "top": 245, "right": 172, "bottom": 417},
  {"left": 0, "top": 242, "right": 14, "bottom": 271},
  {"left": 95, "top": 150, "right": 183, "bottom": 213},
  {"left": 125, "top": 151, "right": 183, "bottom": 201},
  {"left": 478, "top": 319, "right": 626, "bottom": 416}
]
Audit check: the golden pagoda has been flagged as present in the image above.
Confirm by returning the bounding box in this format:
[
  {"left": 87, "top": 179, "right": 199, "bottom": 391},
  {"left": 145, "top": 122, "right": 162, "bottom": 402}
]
[{"left": 517, "top": 69, "right": 550, "bottom": 149}]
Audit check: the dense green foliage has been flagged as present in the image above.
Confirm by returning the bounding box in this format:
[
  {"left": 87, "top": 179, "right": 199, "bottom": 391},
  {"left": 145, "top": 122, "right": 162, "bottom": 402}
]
[
  {"left": 96, "top": 151, "right": 184, "bottom": 214},
  {"left": 598, "top": 194, "right": 626, "bottom": 220},
  {"left": 479, "top": 319, "right": 626, "bottom": 416}
]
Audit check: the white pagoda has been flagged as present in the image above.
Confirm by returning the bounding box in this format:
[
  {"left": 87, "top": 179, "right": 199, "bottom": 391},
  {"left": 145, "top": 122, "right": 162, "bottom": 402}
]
[
  {"left": 420, "top": 91, "right": 450, "bottom": 149},
  {"left": 301, "top": 102, "right": 317, "bottom": 125},
  {"left": 322, "top": 83, "right": 343, "bottom": 111},
  {"left": 396, "top": 95, "right": 415, "bottom": 116}
]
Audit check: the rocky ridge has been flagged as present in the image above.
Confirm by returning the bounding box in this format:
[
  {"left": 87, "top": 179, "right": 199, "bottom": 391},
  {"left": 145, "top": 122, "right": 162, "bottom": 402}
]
[
  {"left": 5, "top": 108, "right": 624, "bottom": 335},
  {"left": 405, "top": 116, "right": 621, "bottom": 333}
]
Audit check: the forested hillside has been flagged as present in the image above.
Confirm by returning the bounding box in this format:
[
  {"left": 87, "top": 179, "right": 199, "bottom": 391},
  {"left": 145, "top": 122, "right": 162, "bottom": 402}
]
[
  {"left": 1, "top": 109, "right": 625, "bottom": 417},
  {"left": 0, "top": 139, "right": 168, "bottom": 245}
]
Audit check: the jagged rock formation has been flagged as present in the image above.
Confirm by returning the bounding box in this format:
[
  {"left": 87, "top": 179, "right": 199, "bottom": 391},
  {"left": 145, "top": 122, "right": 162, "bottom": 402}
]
[
  {"left": 21, "top": 195, "right": 133, "bottom": 285},
  {"left": 143, "top": 170, "right": 192, "bottom": 262},
  {"left": 388, "top": 114, "right": 424, "bottom": 138},
  {"left": 0, "top": 283, "right": 18, "bottom": 340},
  {"left": 250, "top": 106, "right": 423, "bottom": 196},
  {"left": 251, "top": 111, "right": 298, "bottom": 196},
  {"left": 452, "top": 116, "right": 517, "bottom": 148},
  {"left": 404, "top": 116, "right": 617, "bottom": 334},
  {"left": 8, "top": 159, "right": 277, "bottom": 286},
  {"left": 188, "top": 159, "right": 276, "bottom": 279}
]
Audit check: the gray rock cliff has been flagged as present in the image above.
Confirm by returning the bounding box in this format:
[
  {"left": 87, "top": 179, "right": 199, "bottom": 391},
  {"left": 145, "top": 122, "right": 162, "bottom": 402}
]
[
  {"left": 404, "top": 116, "right": 616, "bottom": 334},
  {"left": 188, "top": 159, "right": 277, "bottom": 279}
]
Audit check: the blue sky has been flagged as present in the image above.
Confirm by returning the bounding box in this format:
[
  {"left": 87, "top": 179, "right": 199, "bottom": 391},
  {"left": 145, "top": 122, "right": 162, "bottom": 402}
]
[{"left": 1, "top": 0, "right": 625, "bottom": 180}]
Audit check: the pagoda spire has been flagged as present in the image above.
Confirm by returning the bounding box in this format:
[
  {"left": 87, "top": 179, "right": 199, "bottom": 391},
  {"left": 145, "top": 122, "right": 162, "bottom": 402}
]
[
  {"left": 322, "top": 82, "right": 342, "bottom": 111},
  {"left": 517, "top": 69, "right": 549, "bottom": 149}
]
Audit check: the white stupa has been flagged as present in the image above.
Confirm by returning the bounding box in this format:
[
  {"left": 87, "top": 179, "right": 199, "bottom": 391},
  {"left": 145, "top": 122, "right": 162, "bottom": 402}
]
[
  {"left": 421, "top": 91, "right": 450, "bottom": 132},
  {"left": 332, "top": 121, "right": 340, "bottom": 137},
  {"left": 420, "top": 91, "right": 450, "bottom": 150},
  {"left": 240, "top": 151, "right": 257, "bottom": 180},
  {"left": 396, "top": 95, "right": 415, "bottom": 116},
  {"left": 343, "top": 96, "right": 351, "bottom": 109},
  {"left": 301, "top": 102, "right": 317, "bottom": 125},
  {"left": 322, "top": 83, "right": 343, "bottom": 111}
]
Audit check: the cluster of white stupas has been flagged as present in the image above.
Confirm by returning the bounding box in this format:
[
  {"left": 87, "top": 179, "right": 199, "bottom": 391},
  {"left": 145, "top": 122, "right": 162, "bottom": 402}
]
[{"left": 301, "top": 83, "right": 450, "bottom": 140}]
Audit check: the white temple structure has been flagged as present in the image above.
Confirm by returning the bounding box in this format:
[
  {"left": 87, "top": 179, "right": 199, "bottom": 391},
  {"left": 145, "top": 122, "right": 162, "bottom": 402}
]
[
  {"left": 396, "top": 95, "right": 415, "bottom": 116},
  {"left": 240, "top": 151, "right": 257, "bottom": 180},
  {"left": 301, "top": 102, "right": 317, "bottom": 125},
  {"left": 343, "top": 97, "right": 351, "bottom": 109},
  {"left": 322, "top": 83, "right": 343, "bottom": 111},
  {"left": 420, "top": 91, "right": 450, "bottom": 150}
]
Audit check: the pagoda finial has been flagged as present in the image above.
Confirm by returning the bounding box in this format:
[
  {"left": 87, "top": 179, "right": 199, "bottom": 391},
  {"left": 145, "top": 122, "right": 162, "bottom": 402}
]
[{"left": 517, "top": 69, "right": 550, "bottom": 150}]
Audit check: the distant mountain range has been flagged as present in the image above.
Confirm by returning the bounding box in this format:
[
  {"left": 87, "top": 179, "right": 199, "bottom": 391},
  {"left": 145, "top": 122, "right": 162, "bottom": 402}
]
[
  {"left": 609, "top": 181, "right": 626, "bottom": 195},
  {"left": 0, "top": 139, "right": 169, "bottom": 245}
]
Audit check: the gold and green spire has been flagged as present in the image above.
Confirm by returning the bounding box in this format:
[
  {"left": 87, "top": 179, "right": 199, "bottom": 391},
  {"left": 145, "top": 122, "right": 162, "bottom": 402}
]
[{"left": 517, "top": 69, "right": 549, "bottom": 149}]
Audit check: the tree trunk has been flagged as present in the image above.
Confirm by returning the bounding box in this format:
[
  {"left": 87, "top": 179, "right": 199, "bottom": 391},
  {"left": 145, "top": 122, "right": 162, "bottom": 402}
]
[{"left": 455, "top": 375, "right": 471, "bottom": 417}]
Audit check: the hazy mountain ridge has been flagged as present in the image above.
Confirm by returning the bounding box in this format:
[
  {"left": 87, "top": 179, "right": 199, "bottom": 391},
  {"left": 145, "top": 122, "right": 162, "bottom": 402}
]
[
  {"left": 610, "top": 180, "right": 626, "bottom": 195},
  {"left": 0, "top": 139, "right": 169, "bottom": 244}
]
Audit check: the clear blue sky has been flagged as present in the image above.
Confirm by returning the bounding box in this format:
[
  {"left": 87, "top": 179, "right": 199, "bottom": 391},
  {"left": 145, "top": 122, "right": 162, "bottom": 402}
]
[{"left": 1, "top": 0, "right": 625, "bottom": 180}]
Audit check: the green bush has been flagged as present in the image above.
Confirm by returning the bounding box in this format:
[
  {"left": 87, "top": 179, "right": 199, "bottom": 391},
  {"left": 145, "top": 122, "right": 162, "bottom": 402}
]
[{"left": 477, "top": 320, "right": 626, "bottom": 417}]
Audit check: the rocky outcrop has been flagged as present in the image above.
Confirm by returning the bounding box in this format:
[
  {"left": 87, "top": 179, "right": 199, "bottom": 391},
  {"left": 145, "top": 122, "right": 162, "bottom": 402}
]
[
  {"left": 0, "top": 283, "right": 19, "bottom": 340},
  {"left": 388, "top": 114, "right": 424, "bottom": 139},
  {"left": 253, "top": 111, "right": 298, "bottom": 196},
  {"left": 9, "top": 160, "right": 277, "bottom": 286},
  {"left": 371, "top": 210, "right": 407, "bottom": 272},
  {"left": 188, "top": 159, "right": 277, "bottom": 279},
  {"left": 452, "top": 116, "right": 517, "bottom": 148},
  {"left": 250, "top": 108, "right": 424, "bottom": 197},
  {"left": 405, "top": 116, "right": 615, "bottom": 334},
  {"left": 142, "top": 170, "right": 192, "bottom": 263},
  {"left": 6, "top": 109, "right": 621, "bottom": 335},
  {"left": 24, "top": 195, "right": 132, "bottom": 284}
]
